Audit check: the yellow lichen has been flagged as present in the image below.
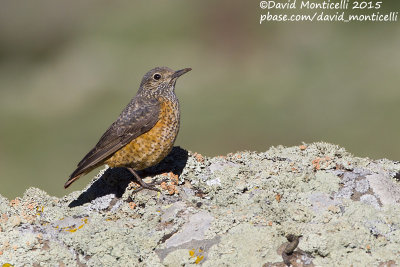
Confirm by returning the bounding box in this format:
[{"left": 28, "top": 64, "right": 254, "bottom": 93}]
[
  {"left": 60, "top": 217, "right": 89, "bottom": 232},
  {"left": 189, "top": 249, "right": 205, "bottom": 264},
  {"left": 36, "top": 206, "right": 44, "bottom": 216},
  {"left": 195, "top": 255, "right": 204, "bottom": 264}
]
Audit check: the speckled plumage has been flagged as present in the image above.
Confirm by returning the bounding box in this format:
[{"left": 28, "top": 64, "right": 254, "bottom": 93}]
[
  {"left": 65, "top": 67, "right": 191, "bottom": 189},
  {"left": 105, "top": 98, "right": 180, "bottom": 170}
]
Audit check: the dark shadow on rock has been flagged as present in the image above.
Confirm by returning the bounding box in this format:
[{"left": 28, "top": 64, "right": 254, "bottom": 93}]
[
  {"left": 68, "top": 146, "right": 189, "bottom": 208},
  {"left": 394, "top": 172, "right": 400, "bottom": 181},
  {"left": 137, "top": 146, "right": 189, "bottom": 177}
]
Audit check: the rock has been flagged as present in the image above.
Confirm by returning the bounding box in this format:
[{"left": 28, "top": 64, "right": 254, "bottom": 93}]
[{"left": 1, "top": 143, "right": 400, "bottom": 266}]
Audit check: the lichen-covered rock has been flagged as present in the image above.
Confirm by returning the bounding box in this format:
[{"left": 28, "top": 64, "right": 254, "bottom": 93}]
[{"left": 1, "top": 143, "right": 400, "bottom": 266}]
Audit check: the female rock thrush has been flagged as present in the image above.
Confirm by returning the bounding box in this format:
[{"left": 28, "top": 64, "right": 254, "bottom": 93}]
[{"left": 65, "top": 67, "right": 191, "bottom": 190}]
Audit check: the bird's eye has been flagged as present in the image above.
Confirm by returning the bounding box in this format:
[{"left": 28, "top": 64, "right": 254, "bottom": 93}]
[{"left": 153, "top": 73, "right": 161, "bottom": 80}]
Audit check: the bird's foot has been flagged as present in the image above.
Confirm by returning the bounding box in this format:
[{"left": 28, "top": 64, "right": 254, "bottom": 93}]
[
  {"left": 128, "top": 168, "right": 166, "bottom": 193},
  {"left": 132, "top": 179, "right": 163, "bottom": 193}
]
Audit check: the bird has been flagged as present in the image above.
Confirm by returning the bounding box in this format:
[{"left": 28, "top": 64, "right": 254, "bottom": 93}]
[{"left": 64, "top": 66, "right": 191, "bottom": 191}]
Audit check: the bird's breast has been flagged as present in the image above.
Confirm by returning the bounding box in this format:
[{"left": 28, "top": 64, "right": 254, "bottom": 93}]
[{"left": 106, "top": 99, "right": 180, "bottom": 170}]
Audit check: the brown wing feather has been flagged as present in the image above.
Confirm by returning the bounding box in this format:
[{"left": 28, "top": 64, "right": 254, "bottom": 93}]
[{"left": 65, "top": 97, "right": 160, "bottom": 188}]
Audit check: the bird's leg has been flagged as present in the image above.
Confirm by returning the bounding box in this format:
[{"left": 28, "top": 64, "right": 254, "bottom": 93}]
[{"left": 127, "top": 168, "right": 161, "bottom": 192}]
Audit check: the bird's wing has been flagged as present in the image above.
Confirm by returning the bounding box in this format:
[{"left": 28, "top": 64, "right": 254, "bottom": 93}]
[{"left": 65, "top": 98, "right": 160, "bottom": 187}]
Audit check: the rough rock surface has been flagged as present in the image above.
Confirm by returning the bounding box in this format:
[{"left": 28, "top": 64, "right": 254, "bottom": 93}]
[{"left": 1, "top": 143, "right": 400, "bottom": 266}]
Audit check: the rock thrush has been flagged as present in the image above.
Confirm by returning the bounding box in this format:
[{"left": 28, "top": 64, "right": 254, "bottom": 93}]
[{"left": 65, "top": 66, "right": 191, "bottom": 190}]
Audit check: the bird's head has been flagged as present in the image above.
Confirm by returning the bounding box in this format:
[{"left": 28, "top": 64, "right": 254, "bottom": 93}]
[{"left": 138, "top": 67, "right": 191, "bottom": 98}]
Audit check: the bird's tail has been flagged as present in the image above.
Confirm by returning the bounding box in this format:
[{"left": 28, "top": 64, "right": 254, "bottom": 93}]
[
  {"left": 64, "top": 173, "right": 83, "bottom": 189},
  {"left": 65, "top": 158, "right": 102, "bottom": 189},
  {"left": 64, "top": 166, "right": 91, "bottom": 188}
]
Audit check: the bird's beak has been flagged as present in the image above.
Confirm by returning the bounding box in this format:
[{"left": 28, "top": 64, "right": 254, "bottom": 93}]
[{"left": 171, "top": 68, "right": 192, "bottom": 79}]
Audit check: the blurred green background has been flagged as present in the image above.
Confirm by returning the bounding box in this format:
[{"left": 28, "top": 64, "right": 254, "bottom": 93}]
[{"left": 0, "top": 0, "right": 399, "bottom": 198}]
